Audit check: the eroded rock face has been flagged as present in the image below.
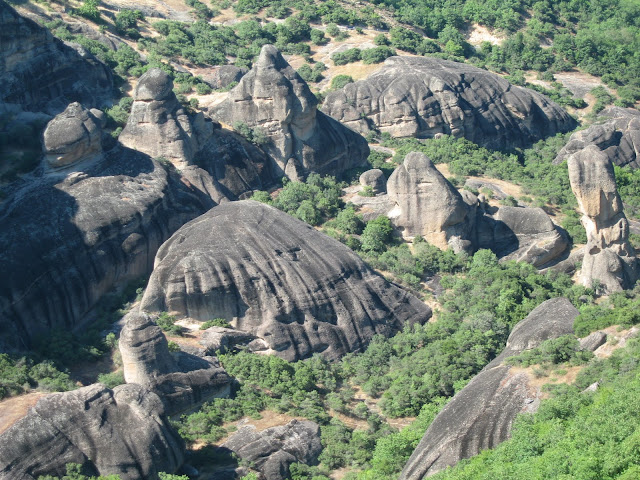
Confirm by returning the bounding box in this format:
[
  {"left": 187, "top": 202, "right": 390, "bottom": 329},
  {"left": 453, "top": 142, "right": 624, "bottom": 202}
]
[
  {"left": 140, "top": 200, "right": 431, "bottom": 361},
  {"left": 119, "top": 310, "right": 232, "bottom": 414},
  {"left": 202, "top": 65, "right": 248, "bottom": 90},
  {"left": 119, "top": 68, "right": 213, "bottom": 169},
  {"left": 323, "top": 56, "right": 576, "bottom": 150},
  {"left": 568, "top": 145, "right": 638, "bottom": 292},
  {"left": 209, "top": 45, "right": 369, "bottom": 178},
  {"left": 400, "top": 298, "right": 579, "bottom": 479},
  {"left": 43, "top": 102, "right": 104, "bottom": 168},
  {"left": 359, "top": 168, "right": 386, "bottom": 194},
  {"left": 223, "top": 420, "right": 322, "bottom": 480},
  {"left": 0, "top": 2, "right": 112, "bottom": 112},
  {"left": 555, "top": 107, "right": 640, "bottom": 168},
  {"left": 0, "top": 383, "right": 184, "bottom": 480},
  {"left": 0, "top": 147, "right": 206, "bottom": 351},
  {"left": 387, "top": 152, "right": 474, "bottom": 252},
  {"left": 477, "top": 206, "right": 569, "bottom": 267}
]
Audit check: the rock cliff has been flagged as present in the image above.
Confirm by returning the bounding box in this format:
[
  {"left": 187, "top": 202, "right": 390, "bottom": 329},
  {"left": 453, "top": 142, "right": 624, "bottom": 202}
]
[
  {"left": 323, "top": 56, "right": 576, "bottom": 150},
  {"left": 0, "top": 2, "right": 112, "bottom": 113},
  {"left": 119, "top": 310, "right": 232, "bottom": 414},
  {"left": 555, "top": 107, "right": 640, "bottom": 168},
  {"left": 568, "top": 145, "right": 638, "bottom": 292},
  {"left": 400, "top": 298, "right": 579, "bottom": 479},
  {"left": 140, "top": 200, "right": 432, "bottom": 361},
  {"left": 0, "top": 383, "right": 184, "bottom": 480},
  {"left": 209, "top": 45, "right": 369, "bottom": 179}
]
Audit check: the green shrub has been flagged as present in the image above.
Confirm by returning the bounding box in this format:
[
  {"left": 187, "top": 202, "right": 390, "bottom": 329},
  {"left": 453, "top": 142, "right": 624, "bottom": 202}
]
[
  {"left": 98, "top": 371, "right": 125, "bottom": 388},
  {"left": 330, "top": 75, "right": 354, "bottom": 90},
  {"left": 200, "top": 318, "right": 232, "bottom": 330},
  {"left": 156, "top": 312, "right": 184, "bottom": 336}
]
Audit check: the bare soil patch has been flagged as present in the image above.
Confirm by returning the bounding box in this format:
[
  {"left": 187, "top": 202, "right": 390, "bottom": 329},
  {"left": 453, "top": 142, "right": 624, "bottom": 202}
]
[{"left": 0, "top": 392, "right": 46, "bottom": 435}]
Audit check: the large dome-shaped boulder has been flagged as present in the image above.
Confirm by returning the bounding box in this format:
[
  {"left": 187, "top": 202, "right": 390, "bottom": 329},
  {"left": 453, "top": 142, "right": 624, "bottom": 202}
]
[
  {"left": 400, "top": 298, "right": 579, "bottom": 480},
  {"left": 140, "top": 200, "right": 431, "bottom": 361},
  {"left": 209, "top": 45, "right": 369, "bottom": 179},
  {"left": 323, "top": 56, "right": 576, "bottom": 150}
]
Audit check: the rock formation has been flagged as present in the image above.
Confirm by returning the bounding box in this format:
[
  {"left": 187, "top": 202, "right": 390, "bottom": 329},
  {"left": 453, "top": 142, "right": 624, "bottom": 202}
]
[
  {"left": 202, "top": 65, "right": 248, "bottom": 90},
  {"left": 400, "top": 297, "right": 579, "bottom": 479},
  {"left": 359, "top": 168, "right": 386, "bottom": 194},
  {"left": 0, "top": 2, "right": 112, "bottom": 113},
  {"left": 0, "top": 383, "right": 184, "bottom": 480},
  {"left": 223, "top": 420, "right": 322, "bottom": 480},
  {"left": 119, "top": 68, "right": 213, "bottom": 169},
  {"left": 140, "top": 200, "right": 431, "bottom": 361},
  {"left": 477, "top": 205, "right": 569, "bottom": 267},
  {"left": 323, "top": 56, "right": 576, "bottom": 150},
  {"left": 119, "top": 310, "right": 232, "bottom": 414},
  {"left": 555, "top": 107, "right": 640, "bottom": 168},
  {"left": 0, "top": 147, "right": 206, "bottom": 351},
  {"left": 199, "top": 325, "right": 259, "bottom": 355},
  {"left": 209, "top": 45, "right": 369, "bottom": 179},
  {"left": 387, "top": 152, "right": 475, "bottom": 252},
  {"left": 568, "top": 145, "right": 638, "bottom": 292},
  {"left": 42, "top": 102, "right": 105, "bottom": 168}
]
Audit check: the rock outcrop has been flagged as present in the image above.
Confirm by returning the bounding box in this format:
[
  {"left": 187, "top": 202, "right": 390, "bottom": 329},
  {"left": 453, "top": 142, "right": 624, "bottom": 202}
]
[
  {"left": 0, "top": 147, "right": 206, "bottom": 351},
  {"left": 119, "top": 68, "right": 213, "bottom": 169},
  {"left": 0, "top": 2, "right": 112, "bottom": 113},
  {"left": 568, "top": 145, "right": 638, "bottom": 292},
  {"left": 387, "top": 152, "right": 475, "bottom": 252},
  {"left": 202, "top": 65, "right": 248, "bottom": 90},
  {"left": 119, "top": 310, "right": 232, "bottom": 414},
  {"left": 0, "top": 383, "right": 184, "bottom": 480},
  {"left": 199, "top": 326, "right": 259, "bottom": 355},
  {"left": 209, "top": 45, "right": 369, "bottom": 179},
  {"left": 42, "top": 102, "right": 105, "bottom": 168},
  {"left": 400, "top": 298, "right": 579, "bottom": 479},
  {"left": 323, "top": 56, "right": 576, "bottom": 150},
  {"left": 223, "top": 420, "right": 322, "bottom": 480},
  {"left": 359, "top": 168, "right": 386, "bottom": 194},
  {"left": 555, "top": 107, "right": 640, "bottom": 168},
  {"left": 477, "top": 205, "right": 569, "bottom": 267},
  {"left": 140, "top": 200, "right": 431, "bottom": 361}
]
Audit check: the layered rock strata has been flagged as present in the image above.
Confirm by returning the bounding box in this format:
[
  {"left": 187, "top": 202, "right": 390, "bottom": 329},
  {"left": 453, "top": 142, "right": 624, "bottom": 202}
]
[
  {"left": 209, "top": 45, "right": 369, "bottom": 179},
  {"left": 0, "top": 383, "right": 184, "bottom": 480},
  {"left": 119, "top": 310, "right": 232, "bottom": 414},
  {"left": 555, "top": 107, "right": 640, "bottom": 168},
  {"left": 568, "top": 145, "right": 638, "bottom": 291},
  {"left": 400, "top": 297, "right": 579, "bottom": 479},
  {"left": 323, "top": 56, "right": 576, "bottom": 150},
  {"left": 140, "top": 200, "right": 432, "bottom": 361}
]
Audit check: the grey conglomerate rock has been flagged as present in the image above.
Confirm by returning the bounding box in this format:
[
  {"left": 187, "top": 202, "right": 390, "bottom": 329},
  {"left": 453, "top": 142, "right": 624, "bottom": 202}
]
[
  {"left": 323, "top": 56, "right": 576, "bottom": 150},
  {"left": 118, "top": 68, "right": 213, "bottom": 169},
  {"left": 223, "top": 420, "right": 322, "bottom": 480},
  {"left": 0, "top": 383, "right": 185, "bottom": 480},
  {"left": 201, "top": 65, "right": 248, "bottom": 90},
  {"left": 555, "top": 107, "right": 640, "bottom": 168},
  {"left": 579, "top": 331, "right": 608, "bottom": 351},
  {"left": 0, "top": 2, "right": 112, "bottom": 112},
  {"left": 400, "top": 298, "right": 579, "bottom": 479},
  {"left": 199, "top": 325, "right": 260, "bottom": 355},
  {"left": 119, "top": 310, "right": 232, "bottom": 414},
  {"left": 42, "top": 102, "right": 105, "bottom": 168},
  {"left": 140, "top": 200, "right": 432, "bottom": 361},
  {"left": 359, "top": 168, "right": 386, "bottom": 194},
  {"left": 387, "top": 152, "right": 475, "bottom": 252},
  {"left": 209, "top": 45, "right": 369, "bottom": 179},
  {"left": 0, "top": 147, "right": 206, "bottom": 351},
  {"left": 568, "top": 145, "right": 638, "bottom": 292}
]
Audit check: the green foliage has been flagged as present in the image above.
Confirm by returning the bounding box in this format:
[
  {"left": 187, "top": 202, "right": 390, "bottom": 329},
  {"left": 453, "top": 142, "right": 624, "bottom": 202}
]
[
  {"left": 37, "top": 462, "right": 120, "bottom": 479},
  {"left": 297, "top": 63, "right": 326, "bottom": 83},
  {"left": 75, "top": 0, "right": 101, "bottom": 22},
  {"left": 201, "top": 318, "right": 232, "bottom": 330},
  {"left": 573, "top": 288, "right": 640, "bottom": 337},
  {"left": 273, "top": 175, "right": 344, "bottom": 226},
  {"left": 505, "top": 335, "right": 593, "bottom": 367},
  {"left": 359, "top": 185, "right": 375, "bottom": 197},
  {"left": 97, "top": 371, "right": 125, "bottom": 388},
  {"left": 331, "top": 48, "right": 362, "bottom": 66},
  {"left": 614, "top": 165, "right": 640, "bottom": 219},
  {"left": 330, "top": 74, "right": 354, "bottom": 90},
  {"left": 0, "top": 355, "right": 75, "bottom": 400},
  {"left": 360, "top": 216, "right": 393, "bottom": 253},
  {"left": 156, "top": 312, "right": 184, "bottom": 336},
  {"left": 115, "top": 9, "right": 143, "bottom": 38},
  {"left": 233, "top": 121, "right": 268, "bottom": 145}
]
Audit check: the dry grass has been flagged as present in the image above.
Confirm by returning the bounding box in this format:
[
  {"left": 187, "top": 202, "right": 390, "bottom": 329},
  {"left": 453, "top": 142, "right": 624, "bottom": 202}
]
[{"left": 0, "top": 392, "right": 46, "bottom": 435}]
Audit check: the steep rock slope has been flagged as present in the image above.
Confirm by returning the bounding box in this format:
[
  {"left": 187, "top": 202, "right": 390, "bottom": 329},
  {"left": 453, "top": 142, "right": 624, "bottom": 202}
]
[
  {"left": 400, "top": 298, "right": 579, "bottom": 479},
  {"left": 209, "top": 45, "right": 369, "bottom": 179},
  {"left": 555, "top": 107, "right": 640, "bottom": 168},
  {"left": 0, "top": 1, "right": 112, "bottom": 113},
  {"left": 0, "top": 147, "right": 205, "bottom": 351},
  {"left": 0, "top": 383, "right": 184, "bottom": 480},
  {"left": 140, "top": 201, "right": 432, "bottom": 361},
  {"left": 568, "top": 145, "right": 638, "bottom": 292},
  {"left": 323, "top": 56, "right": 576, "bottom": 150}
]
